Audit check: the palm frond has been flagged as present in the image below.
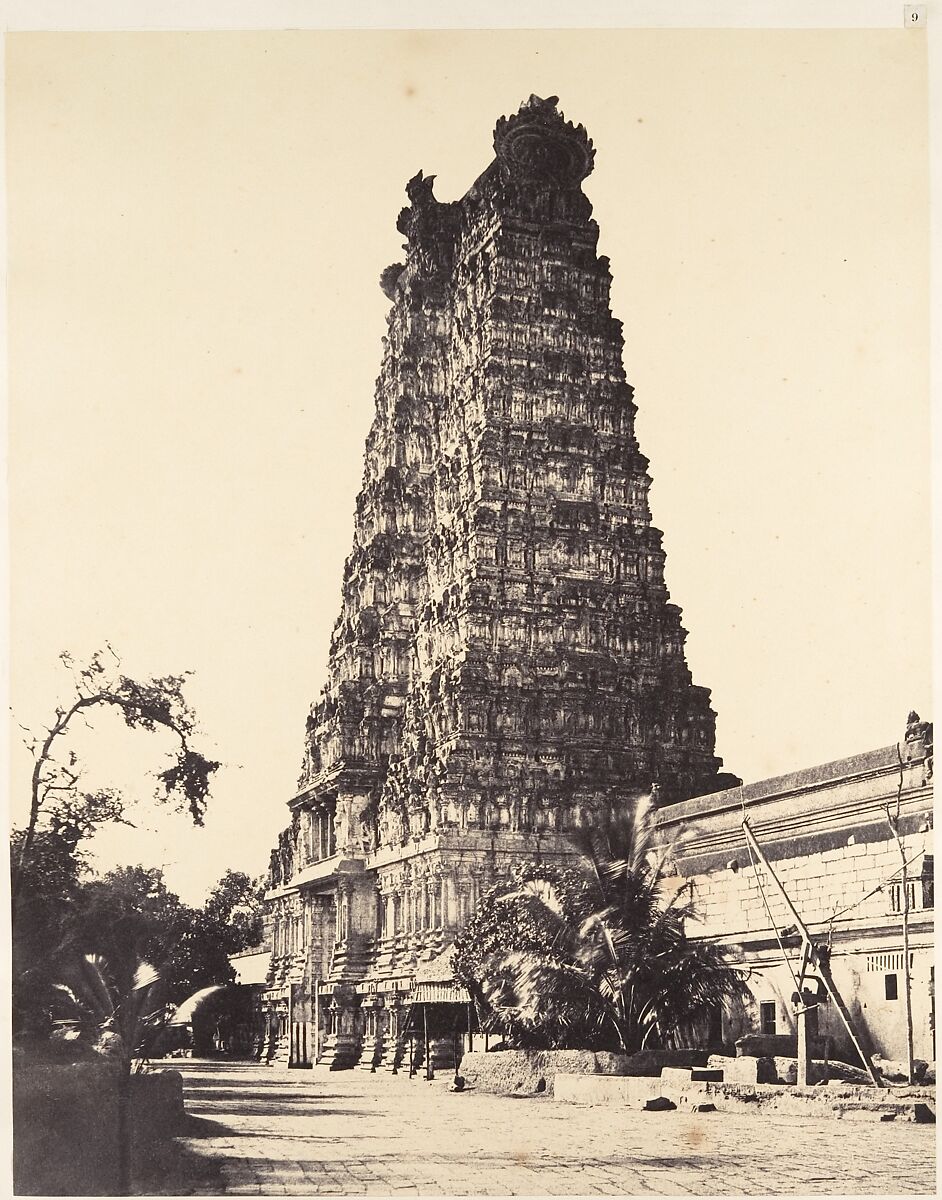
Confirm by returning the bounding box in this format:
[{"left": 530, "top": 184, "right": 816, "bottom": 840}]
[{"left": 458, "top": 795, "right": 744, "bottom": 1053}]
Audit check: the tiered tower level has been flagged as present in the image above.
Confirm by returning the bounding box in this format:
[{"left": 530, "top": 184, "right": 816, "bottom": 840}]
[{"left": 265, "top": 97, "right": 736, "bottom": 1067}]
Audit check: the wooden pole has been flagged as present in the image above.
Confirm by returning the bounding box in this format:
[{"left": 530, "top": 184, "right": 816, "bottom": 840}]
[
  {"left": 743, "top": 818, "right": 882, "bottom": 1088},
  {"left": 896, "top": 846, "right": 916, "bottom": 1084},
  {"left": 423, "top": 1005, "right": 431, "bottom": 1080},
  {"left": 888, "top": 745, "right": 916, "bottom": 1085},
  {"left": 796, "top": 1003, "right": 809, "bottom": 1087},
  {"left": 795, "top": 943, "right": 812, "bottom": 1088},
  {"left": 287, "top": 985, "right": 294, "bottom": 1066}
]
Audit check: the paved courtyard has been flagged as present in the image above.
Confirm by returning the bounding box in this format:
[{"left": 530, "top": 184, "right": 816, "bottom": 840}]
[{"left": 158, "top": 1060, "right": 936, "bottom": 1196}]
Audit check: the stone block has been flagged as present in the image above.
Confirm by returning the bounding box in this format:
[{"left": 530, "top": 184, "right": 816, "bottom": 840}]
[
  {"left": 622, "top": 1049, "right": 711, "bottom": 1076},
  {"left": 553, "top": 1074, "right": 632, "bottom": 1106},
  {"left": 553, "top": 1073, "right": 667, "bottom": 1109},
  {"left": 660, "top": 1067, "right": 724, "bottom": 1084},
  {"left": 707, "top": 1054, "right": 776, "bottom": 1084},
  {"left": 626, "top": 1076, "right": 664, "bottom": 1108}
]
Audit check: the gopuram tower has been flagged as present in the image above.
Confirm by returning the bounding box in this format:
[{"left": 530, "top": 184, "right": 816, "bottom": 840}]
[{"left": 264, "top": 96, "right": 737, "bottom": 1070}]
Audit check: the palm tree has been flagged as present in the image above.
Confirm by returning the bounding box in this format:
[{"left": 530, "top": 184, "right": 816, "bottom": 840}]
[
  {"left": 464, "top": 796, "right": 748, "bottom": 1053},
  {"left": 52, "top": 954, "right": 164, "bottom": 1195}
]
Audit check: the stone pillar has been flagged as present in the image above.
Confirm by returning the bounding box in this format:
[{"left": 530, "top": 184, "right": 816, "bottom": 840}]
[
  {"left": 438, "top": 872, "right": 448, "bottom": 929},
  {"left": 318, "top": 988, "right": 361, "bottom": 1070},
  {"left": 427, "top": 879, "right": 437, "bottom": 929},
  {"left": 380, "top": 995, "right": 406, "bottom": 1072},
  {"left": 356, "top": 995, "right": 386, "bottom": 1071},
  {"left": 335, "top": 880, "right": 352, "bottom": 952},
  {"left": 456, "top": 872, "right": 472, "bottom": 928}
]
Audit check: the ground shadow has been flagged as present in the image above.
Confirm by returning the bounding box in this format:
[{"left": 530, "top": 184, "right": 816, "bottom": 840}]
[
  {"left": 187, "top": 1101, "right": 366, "bottom": 1118},
  {"left": 179, "top": 1113, "right": 232, "bottom": 1138}
]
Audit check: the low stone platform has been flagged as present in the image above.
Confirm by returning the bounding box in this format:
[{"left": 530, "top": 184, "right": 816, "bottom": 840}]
[
  {"left": 457, "top": 1047, "right": 717, "bottom": 1095},
  {"left": 554, "top": 1071, "right": 936, "bottom": 1123}
]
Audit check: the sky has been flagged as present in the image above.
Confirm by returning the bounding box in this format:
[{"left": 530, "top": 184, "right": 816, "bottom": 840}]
[{"left": 6, "top": 22, "right": 932, "bottom": 904}]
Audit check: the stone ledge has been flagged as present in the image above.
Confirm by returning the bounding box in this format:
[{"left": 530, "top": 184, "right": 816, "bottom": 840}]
[
  {"left": 555, "top": 1074, "right": 662, "bottom": 1107},
  {"left": 458, "top": 1049, "right": 630, "bottom": 1095},
  {"left": 458, "top": 1047, "right": 715, "bottom": 1094},
  {"left": 552, "top": 1070, "right": 936, "bottom": 1123}
]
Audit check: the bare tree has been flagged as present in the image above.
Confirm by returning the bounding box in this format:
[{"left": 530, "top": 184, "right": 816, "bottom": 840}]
[{"left": 12, "top": 645, "right": 220, "bottom": 914}]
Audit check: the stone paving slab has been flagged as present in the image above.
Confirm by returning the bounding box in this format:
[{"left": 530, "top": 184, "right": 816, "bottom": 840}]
[{"left": 152, "top": 1059, "right": 936, "bottom": 1196}]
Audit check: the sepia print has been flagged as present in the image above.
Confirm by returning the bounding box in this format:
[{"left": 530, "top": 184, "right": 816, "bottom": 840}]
[{"left": 7, "top": 13, "right": 934, "bottom": 1198}]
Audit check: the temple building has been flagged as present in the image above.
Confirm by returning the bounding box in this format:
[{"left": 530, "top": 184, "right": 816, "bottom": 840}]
[
  {"left": 262, "top": 96, "right": 736, "bottom": 1069},
  {"left": 659, "top": 713, "right": 934, "bottom": 1067}
]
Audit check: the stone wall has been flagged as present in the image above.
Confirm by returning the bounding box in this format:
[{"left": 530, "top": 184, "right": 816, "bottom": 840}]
[{"left": 13, "top": 1059, "right": 185, "bottom": 1195}]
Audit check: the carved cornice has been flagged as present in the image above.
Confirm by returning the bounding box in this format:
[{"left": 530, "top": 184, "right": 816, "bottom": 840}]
[{"left": 493, "top": 94, "right": 595, "bottom": 188}]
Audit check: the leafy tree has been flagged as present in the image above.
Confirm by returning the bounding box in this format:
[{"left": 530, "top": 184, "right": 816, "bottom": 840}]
[
  {"left": 10, "top": 824, "right": 89, "bottom": 1038},
  {"left": 12, "top": 645, "right": 220, "bottom": 913},
  {"left": 68, "top": 865, "right": 242, "bottom": 1006},
  {"left": 202, "top": 868, "right": 265, "bottom": 955},
  {"left": 453, "top": 797, "right": 749, "bottom": 1053}
]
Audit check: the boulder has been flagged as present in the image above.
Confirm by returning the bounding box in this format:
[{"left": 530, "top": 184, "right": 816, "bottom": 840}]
[
  {"left": 736, "top": 1033, "right": 828, "bottom": 1059},
  {"left": 772, "top": 1057, "right": 874, "bottom": 1085},
  {"left": 872, "top": 1056, "right": 929, "bottom": 1084}
]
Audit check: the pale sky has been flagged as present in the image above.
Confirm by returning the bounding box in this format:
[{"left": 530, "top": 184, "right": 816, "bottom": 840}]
[{"left": 7, "top": 26, "right": 931, "bottom": 904}]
